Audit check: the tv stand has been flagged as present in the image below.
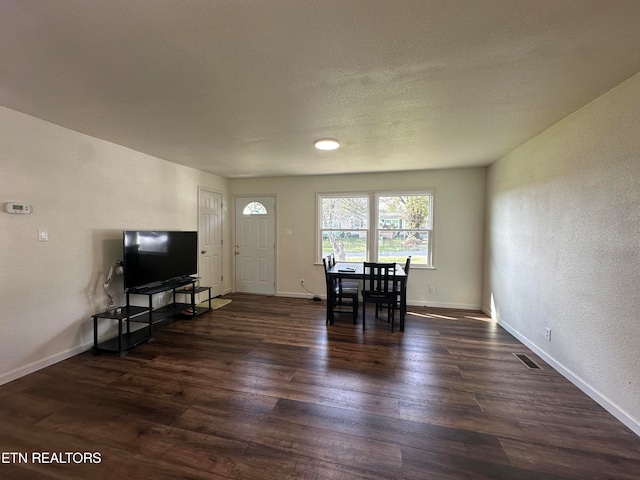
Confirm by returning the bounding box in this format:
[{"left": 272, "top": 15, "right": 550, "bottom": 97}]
[{"left": 92, "top": 277, "right": 212, "bottom": 355}]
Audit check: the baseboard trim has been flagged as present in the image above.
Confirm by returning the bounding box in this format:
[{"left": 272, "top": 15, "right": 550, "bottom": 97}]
[
  {"left": 0, "top": 342, "right": 92, "bottom": 387},
  {"left": 277, "top": 292, "right": 482, "bottom": 311},
  {"left": 276, "top": 292, "right": 316, "bottom": 299},
  {"left": 497, "top": 318, "right": 640, "bottom": 437},
  {"left": 416, "top": 300, "right": 483, "bottom": 310}
]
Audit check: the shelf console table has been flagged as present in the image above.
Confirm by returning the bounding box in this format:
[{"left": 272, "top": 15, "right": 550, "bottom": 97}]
[{"left": 92, "top": 277, "right": 211, "bottom": 356}]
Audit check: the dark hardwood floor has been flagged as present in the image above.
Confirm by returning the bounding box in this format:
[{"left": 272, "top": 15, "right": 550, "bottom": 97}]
[{"left": 1, "top": 294, "right": 639, "bottom": 479}]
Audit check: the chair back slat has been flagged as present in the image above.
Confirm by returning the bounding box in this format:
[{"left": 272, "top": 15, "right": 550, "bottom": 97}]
[
  {"left": 322, "top": 256, "right": 334, "bottom": 290},
  {"left": 364, "top": 262, "right": 396, "bottom": 294}
]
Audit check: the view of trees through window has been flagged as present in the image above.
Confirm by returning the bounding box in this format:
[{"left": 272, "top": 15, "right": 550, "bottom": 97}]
[
  {"left": 378, "top": 195, "right": 431, "bottom": 264},
  {"left": 319, "top": 193, "right": 432, "bottom": 265},
  {"left": 321, "top": 196, "right": 368, "bottom": 261}
]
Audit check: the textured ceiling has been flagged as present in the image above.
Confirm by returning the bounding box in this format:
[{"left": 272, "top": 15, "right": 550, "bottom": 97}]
[{"left": 2, "top": 0, "right": 640, "bottom": 178}]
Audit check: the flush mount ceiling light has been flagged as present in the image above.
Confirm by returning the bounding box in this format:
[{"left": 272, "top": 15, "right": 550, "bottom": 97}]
[{"left": 314, "top": 138, "right": 340, "bottom": 151}]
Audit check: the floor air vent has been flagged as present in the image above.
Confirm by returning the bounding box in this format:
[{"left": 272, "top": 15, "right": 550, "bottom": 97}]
[{"left": 514, "top": 353, "right": 542, "bottom": 369}]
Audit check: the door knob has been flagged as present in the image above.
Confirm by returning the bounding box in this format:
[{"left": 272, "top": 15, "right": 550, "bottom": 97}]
[{"left": 201, "top": 250, "right": 207, "bottom": 254}]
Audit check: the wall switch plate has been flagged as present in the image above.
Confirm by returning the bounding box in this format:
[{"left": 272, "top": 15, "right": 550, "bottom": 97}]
[{"left": 38, "top": 228, "right": 48, "bottom": 242}]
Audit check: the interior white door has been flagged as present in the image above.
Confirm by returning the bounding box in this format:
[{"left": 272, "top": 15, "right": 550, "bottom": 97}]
[
  {"left": 199, "top": 188, "right": 223, "bottom": 297},
  {"left": 235, "top": 196, "right": 276, "bottom": 295}
]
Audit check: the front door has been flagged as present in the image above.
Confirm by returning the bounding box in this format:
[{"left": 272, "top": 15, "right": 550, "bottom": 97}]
[
  {"left": 234, "top": 196, "right": 276, "bottom": 295},
  {"left": 199, "top": 188, "right": 223, "bottom": 297}
]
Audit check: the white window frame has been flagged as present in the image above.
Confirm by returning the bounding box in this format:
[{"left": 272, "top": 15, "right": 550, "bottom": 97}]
[
  {"left": 317, "top": 193, "right": 370, "bottom": 262},
  {"left": 374, "top": 191, "right": 433, "bottom": 267},
  {"left": 317, "top": 190, "right": 434, "bottom": 267}
]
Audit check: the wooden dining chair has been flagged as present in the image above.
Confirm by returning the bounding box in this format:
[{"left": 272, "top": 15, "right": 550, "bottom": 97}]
[
  {"left": 377, "top": 256, "right": 411, "bottom": 322},
  {"left": 323, "top": 256, "right": 358, "bottom": 325},
  {"left": 361, "top": 262, "right": 397, "bottom": 331}
]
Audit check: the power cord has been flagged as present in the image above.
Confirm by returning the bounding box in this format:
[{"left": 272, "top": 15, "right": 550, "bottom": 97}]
[{"left": 300, "top": 280, "right": 322, "bottom": 302}]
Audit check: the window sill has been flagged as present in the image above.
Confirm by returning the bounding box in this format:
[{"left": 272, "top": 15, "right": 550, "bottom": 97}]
[{"left": 315, "top": 262, "right": 436, "bottom": 270}]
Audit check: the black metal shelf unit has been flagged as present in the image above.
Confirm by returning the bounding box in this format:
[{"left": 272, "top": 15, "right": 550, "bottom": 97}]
[
  {"left": 92, "top": 277, "right": 212, "bottom": 356},
  {"left": 92, "top": 305, "right": 152, "bottom": 356}
]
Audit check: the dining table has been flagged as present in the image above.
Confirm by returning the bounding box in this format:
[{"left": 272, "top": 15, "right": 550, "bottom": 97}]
[{"left": 326, "top": 261, "right": 408, "bottom": 331}]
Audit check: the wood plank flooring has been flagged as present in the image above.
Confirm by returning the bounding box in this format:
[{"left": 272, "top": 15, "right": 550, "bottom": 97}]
[{"left": 1, "top": 294, "right": 639, "bottom": 479}]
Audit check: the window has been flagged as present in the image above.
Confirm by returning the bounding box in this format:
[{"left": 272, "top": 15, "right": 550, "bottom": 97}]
[
  {"left": 242, "top": 201, "right": 267, "bottom": 215},
  {"left": 318, "top": 192, "right": 433, "bottom": 266},
  {"left": 319, "top": 195, "right": 369, "bottom": 261},
  {"left": 377, "top": 194, "right": 432, "bottom": 265}
]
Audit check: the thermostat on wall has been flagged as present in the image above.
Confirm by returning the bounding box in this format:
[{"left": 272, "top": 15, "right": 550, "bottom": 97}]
[{"left": 5, "top": 202, "right": 31, "bottom": 214}]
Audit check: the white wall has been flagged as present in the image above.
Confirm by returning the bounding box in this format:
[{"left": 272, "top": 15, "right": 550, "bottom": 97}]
[
  {"left": 0, "top": 107, "right": 230, "bottom": 385},
  {"left": 483, "top": 74, "right": 640, "bottom": 435},
  {"left": 230, "top": 168, "right": 486, "bottom": 309}
]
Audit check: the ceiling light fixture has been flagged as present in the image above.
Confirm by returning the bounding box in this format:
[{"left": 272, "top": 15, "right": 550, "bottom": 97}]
[{"left": 314, "top": 138, "right": 340, "bottom": 151}]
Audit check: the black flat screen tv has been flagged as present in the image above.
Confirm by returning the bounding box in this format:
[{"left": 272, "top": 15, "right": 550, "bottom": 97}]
[{"left": 123, "top": 230, "right": 198, "bottom": 290}]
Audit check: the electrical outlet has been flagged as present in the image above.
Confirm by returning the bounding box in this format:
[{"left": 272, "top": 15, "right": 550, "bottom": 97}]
[
  {"left": 429, "top": 286, "right": 435, "bottom": 294},
  {"left": 300, "top": 279, "right": 304, "bottom": 285},
  {"left": 545, "top": 328, "right": 551, "bottom": 341}
]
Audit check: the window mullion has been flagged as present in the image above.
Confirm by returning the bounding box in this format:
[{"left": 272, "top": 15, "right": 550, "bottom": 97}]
[{"left": 371, "top": 193, "right": 377, "bottom": 262}]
